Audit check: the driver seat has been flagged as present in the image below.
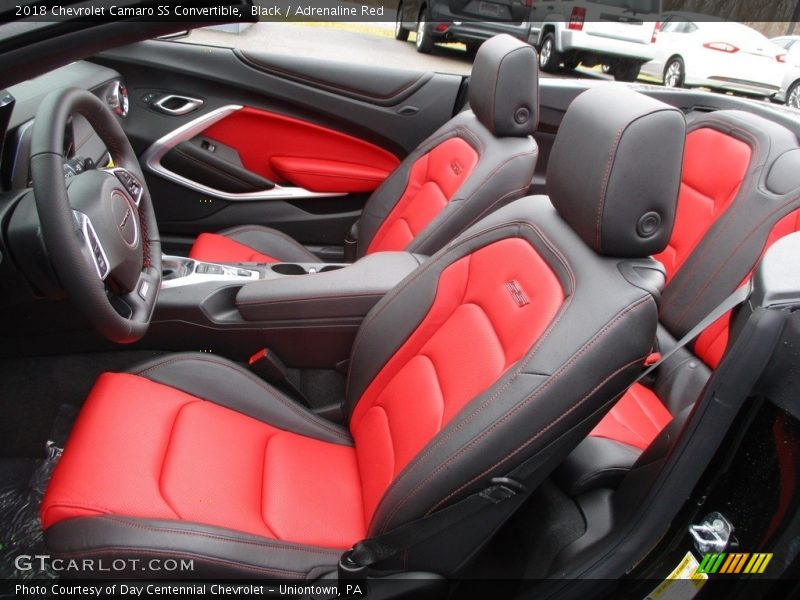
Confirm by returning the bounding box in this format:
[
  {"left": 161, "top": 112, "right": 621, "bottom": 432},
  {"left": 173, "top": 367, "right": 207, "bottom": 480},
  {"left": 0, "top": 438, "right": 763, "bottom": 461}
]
[
  {"left": 40, "top": 86, "right": 685, "bottom": 578},
  {"left": 187, "top": 34, "right": 540, "bottom": 264}
]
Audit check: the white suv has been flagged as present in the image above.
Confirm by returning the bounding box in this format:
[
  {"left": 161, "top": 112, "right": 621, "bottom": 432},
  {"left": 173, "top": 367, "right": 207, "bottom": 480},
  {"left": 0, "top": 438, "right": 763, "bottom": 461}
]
[{"left": 528, "top": 0, "right": 661, "bottom": 81}]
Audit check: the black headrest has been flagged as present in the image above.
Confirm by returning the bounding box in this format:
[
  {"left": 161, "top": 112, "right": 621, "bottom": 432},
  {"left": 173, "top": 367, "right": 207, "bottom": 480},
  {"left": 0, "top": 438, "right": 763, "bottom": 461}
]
[
  {"left": 547, "top": 85, "right": 685, "bottom": 258},
  {"left": 469, "top": 34, "right": 538, "bottom": 138}
]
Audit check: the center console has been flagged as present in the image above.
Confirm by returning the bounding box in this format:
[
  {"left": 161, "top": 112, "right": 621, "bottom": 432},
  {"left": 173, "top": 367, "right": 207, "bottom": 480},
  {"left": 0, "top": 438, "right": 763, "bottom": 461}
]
[{"left": 147, "top": 252, "right": 424, "bottom": 367}]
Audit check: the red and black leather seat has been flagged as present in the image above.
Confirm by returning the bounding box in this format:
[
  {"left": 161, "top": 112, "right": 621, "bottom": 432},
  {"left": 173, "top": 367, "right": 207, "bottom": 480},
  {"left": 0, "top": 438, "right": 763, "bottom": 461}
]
[
  {"left": 188, "top": 34, "right": 540, "bottom": 265},
  {"left": 40, "top": 86, "right": 685, "bottom": 578},
  {"left": 558, "top": 109, "right": 800, "bottom": 496}
]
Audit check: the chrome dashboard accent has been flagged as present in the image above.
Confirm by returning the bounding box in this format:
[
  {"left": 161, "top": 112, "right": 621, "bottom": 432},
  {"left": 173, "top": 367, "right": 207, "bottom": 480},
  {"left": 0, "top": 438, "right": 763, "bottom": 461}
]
[
  {"left": 107, "top": 81, "right": 129, "bottom": 117},
  {"left": 153, "top": 94, "right": 203, "bottom": 116},
  {"left": 141, "top": 105, "right": 344, "bottom": 202},
  {"left": 160, "top": 255, "right": 260, "bottom": 289}
]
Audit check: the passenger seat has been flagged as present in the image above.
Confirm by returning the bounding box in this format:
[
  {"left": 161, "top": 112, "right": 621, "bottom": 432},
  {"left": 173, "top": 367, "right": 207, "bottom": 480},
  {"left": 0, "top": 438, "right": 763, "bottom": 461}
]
[
  {"left": 188, "top": 34, "right": 540, "bottom": 264},
  {"left": 557, "top": 109, "right": 800, "bottom": 496}
]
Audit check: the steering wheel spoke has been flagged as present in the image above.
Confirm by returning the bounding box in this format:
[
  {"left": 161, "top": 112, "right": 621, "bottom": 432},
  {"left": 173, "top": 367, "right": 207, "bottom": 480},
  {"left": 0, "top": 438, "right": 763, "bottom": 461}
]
[{"left": 72, "top": 210, "right": 111, "bottom": 280}]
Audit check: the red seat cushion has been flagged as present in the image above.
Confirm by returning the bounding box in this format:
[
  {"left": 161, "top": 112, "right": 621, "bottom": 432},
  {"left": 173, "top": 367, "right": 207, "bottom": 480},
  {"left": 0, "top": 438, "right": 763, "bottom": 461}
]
[
  {"left": 588, "top": 383, "right": 673, "bottom": 451},
  {"left": 366, "top": 137, "right": 479, "bottom": 254},
  {"left": 188, "top": 233, "right": 281, "bottom": 264},
  {"left": 41, "top": 373, "right": 366, "bottom": 549}
]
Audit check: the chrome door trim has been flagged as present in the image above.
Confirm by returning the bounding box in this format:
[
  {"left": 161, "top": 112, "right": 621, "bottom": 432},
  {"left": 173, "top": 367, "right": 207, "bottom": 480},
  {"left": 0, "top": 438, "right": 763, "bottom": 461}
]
[{"left": 141, "top": 105, "right": 345, "bottom": 201}]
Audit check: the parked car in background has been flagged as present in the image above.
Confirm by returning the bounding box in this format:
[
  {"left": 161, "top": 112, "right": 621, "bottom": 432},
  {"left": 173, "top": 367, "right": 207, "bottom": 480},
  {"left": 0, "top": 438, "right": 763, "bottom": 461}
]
[
  {"left": 394, "top": 0, "right": 660, "bottom": 79},
  {"left": 771, "top": 35, "right": 800, "bottom": 108},
  {"left": 641, "top": 14, "right": 785, "bottom": 98},
  {"left": 527, "top": 0, "right": 661, "bottom": 82},
  {"left": 394, "top": 0, "right": 530, "bottom": 54}
]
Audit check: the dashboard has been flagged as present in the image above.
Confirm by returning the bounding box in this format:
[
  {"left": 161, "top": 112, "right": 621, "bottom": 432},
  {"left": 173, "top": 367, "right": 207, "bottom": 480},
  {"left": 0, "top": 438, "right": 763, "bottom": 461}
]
[{"left": 0, "top": 61, "right": 127, "bottom": 191}]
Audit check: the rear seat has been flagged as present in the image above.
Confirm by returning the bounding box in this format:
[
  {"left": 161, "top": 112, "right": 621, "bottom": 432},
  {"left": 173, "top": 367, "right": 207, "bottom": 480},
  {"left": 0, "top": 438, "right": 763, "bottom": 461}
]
[{"left": 557, "top": 109, "right": 800, "bottom": 496}]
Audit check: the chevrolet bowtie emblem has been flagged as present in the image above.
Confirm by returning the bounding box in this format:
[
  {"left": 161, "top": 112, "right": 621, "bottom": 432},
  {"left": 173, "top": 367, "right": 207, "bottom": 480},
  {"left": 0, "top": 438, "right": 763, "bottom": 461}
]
[{"left": 119, "top": 208, "right": 132, "bottom": 231}]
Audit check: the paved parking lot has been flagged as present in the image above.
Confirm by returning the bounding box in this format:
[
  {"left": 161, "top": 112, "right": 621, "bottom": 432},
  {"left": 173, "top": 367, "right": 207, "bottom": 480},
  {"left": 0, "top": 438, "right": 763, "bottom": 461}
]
[{"left": 184, "top": 22, "right": 612, "bottom": 81}]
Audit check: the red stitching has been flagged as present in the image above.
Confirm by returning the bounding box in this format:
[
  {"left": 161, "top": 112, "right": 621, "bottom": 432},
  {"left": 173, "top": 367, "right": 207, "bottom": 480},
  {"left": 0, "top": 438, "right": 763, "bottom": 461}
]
[{"left": 596, "top": 125, "right": 626, "bottom": 251}]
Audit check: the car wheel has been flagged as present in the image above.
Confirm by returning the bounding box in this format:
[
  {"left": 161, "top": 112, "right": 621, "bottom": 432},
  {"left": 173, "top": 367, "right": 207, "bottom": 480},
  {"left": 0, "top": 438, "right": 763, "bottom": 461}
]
[
  {"left": 614, "top": 60, "right": 641, "bottom": 82},
  {"left": 415, "top": 7, "right": 434, "bottom": 54},
  {"left": 394, "top": 3, "right": 409, "bottom": 41},
  {"left": 539, "top": 33, "right": 561, "bottom": 72},
  {"left": 787, "top": 80, "right": 800, "bottom": 109},
  {"left": 663, "top": 57, "right": 685, "bottom": 88}
]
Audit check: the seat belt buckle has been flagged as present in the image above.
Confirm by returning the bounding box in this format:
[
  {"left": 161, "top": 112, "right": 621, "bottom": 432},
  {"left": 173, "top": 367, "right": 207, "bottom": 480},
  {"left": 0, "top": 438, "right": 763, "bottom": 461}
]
[
  {"left": 338, "top": 547, "right": 367, "bottom": 579},
  {"left": 248, "top": 348, "right": 286, "bottom": 383},
  {"left": 479, "top": 477, "right": 526, "bottom": 504},
  {"left": 644, "top": 352, "right": 662, "bottom": 367},
  {"left": 248, "top": 348, "right": 311, "bottom": 407},
  {"left": 338, "top": 546, "right": 369, "bottom": 597}
]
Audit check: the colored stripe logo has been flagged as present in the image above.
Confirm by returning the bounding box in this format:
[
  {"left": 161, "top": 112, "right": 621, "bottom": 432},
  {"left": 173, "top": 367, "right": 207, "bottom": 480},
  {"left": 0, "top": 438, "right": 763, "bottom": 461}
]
[{"left": 696, "top": 552, "right": 772, "bottom": 574}]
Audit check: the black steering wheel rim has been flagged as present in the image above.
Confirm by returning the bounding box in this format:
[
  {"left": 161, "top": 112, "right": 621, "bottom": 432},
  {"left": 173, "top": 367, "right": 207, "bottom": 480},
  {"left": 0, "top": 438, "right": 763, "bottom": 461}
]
[{"left": 29, "top": 87, "right": 161, "bottom": 343}]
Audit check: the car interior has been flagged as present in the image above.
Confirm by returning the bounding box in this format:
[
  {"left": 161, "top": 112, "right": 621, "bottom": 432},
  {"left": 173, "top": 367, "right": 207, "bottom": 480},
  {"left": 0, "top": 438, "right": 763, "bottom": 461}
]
[{"left": 0, "top": 19, "right": 799, "bottom": 599}]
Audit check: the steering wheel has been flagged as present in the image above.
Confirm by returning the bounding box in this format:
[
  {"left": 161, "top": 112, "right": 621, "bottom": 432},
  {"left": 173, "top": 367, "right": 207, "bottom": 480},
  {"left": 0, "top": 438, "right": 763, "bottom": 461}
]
[{"left": 30, "top": 88, "right": 161, "bottom": 343}]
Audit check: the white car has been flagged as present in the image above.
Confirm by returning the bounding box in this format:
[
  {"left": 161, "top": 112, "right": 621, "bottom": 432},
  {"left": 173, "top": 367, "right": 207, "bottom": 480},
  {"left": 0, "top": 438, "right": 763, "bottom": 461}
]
[
  {"left": 771, "top": 35, "right": 800, "bottom": 108},
  {"left": 528, "top": 0, "right": 661, "bottom": 82},
  {"left": 641, "top": 15, "right": 785, "bottom": 98}
]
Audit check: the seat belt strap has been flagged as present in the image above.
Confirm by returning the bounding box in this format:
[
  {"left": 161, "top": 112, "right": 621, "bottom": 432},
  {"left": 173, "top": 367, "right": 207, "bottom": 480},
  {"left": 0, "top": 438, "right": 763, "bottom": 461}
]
[
  {"left": 633, "top": 282, "right": 751, "bottom": 383},
  {"left": 339, "top": 283, "right": 752, "bottom": 578}
]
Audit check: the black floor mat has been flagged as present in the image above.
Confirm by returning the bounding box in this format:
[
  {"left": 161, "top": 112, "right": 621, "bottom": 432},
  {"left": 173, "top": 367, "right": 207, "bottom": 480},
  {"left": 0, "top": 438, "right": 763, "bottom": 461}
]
[{"left": 0, "top": 350, "right": 164, "bottom": 458}]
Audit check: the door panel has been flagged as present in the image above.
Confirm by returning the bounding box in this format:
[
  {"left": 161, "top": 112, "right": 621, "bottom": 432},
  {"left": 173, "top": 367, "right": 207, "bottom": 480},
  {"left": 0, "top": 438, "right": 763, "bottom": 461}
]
[
  {"left": 91, "top": 40, "right": 463, "bottom": 255},
  {"left": 200, "top": 107, "right": 400, "bottom": 192}
]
